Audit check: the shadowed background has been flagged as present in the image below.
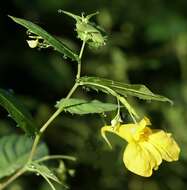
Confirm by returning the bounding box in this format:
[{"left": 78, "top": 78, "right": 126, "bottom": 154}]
[{"left": 1, "top": 0, "right": 187, "bottom": 190}]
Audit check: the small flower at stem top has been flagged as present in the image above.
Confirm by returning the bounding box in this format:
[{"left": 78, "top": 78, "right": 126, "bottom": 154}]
[
  {"left": 27, "top": 39, "right": 39, "bottom": 48},
  {"left": 101, "top": 117, "right": 180, "bottom": 177},
  {"left": 60, "top": 10, "right": 107, "bottom": 48}
]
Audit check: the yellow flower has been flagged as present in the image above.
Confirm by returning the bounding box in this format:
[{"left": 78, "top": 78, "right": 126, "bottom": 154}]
[{"left": 101, "top": 117, "right": 180, "bottom": 177}]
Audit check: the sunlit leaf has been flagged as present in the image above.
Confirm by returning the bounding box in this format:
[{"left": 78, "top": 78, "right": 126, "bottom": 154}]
[
  {"left": 55, "top": 98, "right": 117, "bottom": 114},
  {"left": 78, "top": 76, "right": 173, "bottom": 104},
  {"left": 0, "top": 89, "right": 38, "bottom": 135},
  {"left": 9, "top": 15, "right": 79, "bottom": 61},
  {"left": 0, "top": 135, "right": 48, "bottom": 179}
]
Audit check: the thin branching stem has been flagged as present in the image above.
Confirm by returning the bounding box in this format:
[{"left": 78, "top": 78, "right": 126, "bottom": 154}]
[
  {"left": 36, "top": 155, "right": 76, "bottom": 163},
  {"left": 0, "top": 37, "right": 86, "bottom": 190},
  {"left": 27, "top": 41, "right": 85, "bottom": 163},
  {"left": 76, "top": 40, "right": 86, "bottom": 79},
  {"left": 28, "top": 78, "right": 79, "bottom": 163},
  {"left": 0, "top": 167, "right": 26, "bottom": 190}
]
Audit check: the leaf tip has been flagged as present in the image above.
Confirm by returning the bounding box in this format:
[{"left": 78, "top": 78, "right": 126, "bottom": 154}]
[
  {"left": 168, "top": 99, "right": 174, "bottom": 106},
  {"left": 8, "top": 15, "right": 14, "bottom": 20}
]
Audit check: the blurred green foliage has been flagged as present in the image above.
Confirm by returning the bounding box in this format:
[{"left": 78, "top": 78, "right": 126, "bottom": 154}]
[{"left": 1, "top": 0, "right": 187, "bottom": 189}]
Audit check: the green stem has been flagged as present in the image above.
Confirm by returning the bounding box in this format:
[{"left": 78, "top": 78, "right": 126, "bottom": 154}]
[
  {"left": 40, "top": 173, "right": 56, "bottom": 190},
  {"left": 28, "top": 40, "right": 85, "bottom": 163},
  {"left": 76, "top": 40, "right": 86, "bottom": 79},
  {"left": 0, "top": 167, "right": 26, "bottom": 190},
  {"left": 36, "top": 155, "right": 76, "bottom": 163},
  {"left": 78, "top": 81, "right": 140, "bottom": 122},
  {"left": 27, "top": 83, "right": 79, "bottom": 163},
  {"left": 0, "top": 34, "right": 87, "bottom": 190},
  {"left": 0, "top": 82, "right": 79, "bottom": 190}
]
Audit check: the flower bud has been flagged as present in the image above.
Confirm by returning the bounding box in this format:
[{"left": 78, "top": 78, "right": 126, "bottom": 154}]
[
  {"left": 76, "top": 21, "right": 107, "bottom": 48},
  {"left": 26, "top": 39, "right": 39, "bottom": 48}
]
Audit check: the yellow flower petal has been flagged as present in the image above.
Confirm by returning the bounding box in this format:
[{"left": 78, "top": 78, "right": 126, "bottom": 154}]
[
  {"left": 119, "top": 117, "right": 151, "bottom": 142},
  {"left": 140, "top": 141, "right": 162, "bottom": 170},
  {"left": 123, "top": 142, "right": 154, "bottom": 177},
  {"left": 101, "top": 117, "right": 152, "bottom": 145},
  {"left": 115, "top": 124, "right": 135, "bottom": 142},
  {"left": 101, "top": 124, "right": 135, "bottom": 145},
  {"left": 139, "top": 117, "right": 151, "bottom": 127},
  {"left": 101, "top": 126, "right": 114, "bottom": 148},
  {"left": 101, "top": 117, "right": 180, "bottom": 177},
  {"left": 149, "top": 130, "right": 180, "bottom": 161}
]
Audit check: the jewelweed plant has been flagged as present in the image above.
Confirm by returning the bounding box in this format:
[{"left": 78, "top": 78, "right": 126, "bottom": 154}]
[{"left": 0, "top": 11, "right": 180, "bottom": 190}]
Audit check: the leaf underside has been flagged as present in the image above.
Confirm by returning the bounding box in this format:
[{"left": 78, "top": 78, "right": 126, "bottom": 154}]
[
  {"left": 0, "top": 134, "right": 48, "bottom": 179},
  {"left": 55, "top": 98, "right": 118, "bottom": 114}
]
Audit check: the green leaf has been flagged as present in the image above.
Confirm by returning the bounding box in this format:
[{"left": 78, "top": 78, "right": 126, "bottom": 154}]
[
  {"left": 0, "top": 135, "right": 48, "bottom": 179},
  {"left": 61, "top": 10, "right": 107, "bottom": 48},
  {"left": 9, "top": 15, "right": 79, "bottom": 61},
  {"left": 78, "top": 76, "right": 173, "bottom": 104},
  {"left": 26, "top": 162, "right": 61, "bottom": 184},
  {"left": 60, "top": 10, "right": 82, "bottom": 21},
  {"left": 0, "top": 89, "right": 38, "bottom": 135},
  {"left": 26, "top": 162, "right": 65, "bottom": 190},
  {"left": 55, "top": 98, "right": 117, "bottom": 114},
  {"left": 60, "top": 10, "right": 99, "bottom": 23}
]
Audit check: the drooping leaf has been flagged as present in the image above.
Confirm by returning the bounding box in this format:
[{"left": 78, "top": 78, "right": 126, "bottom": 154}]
[
  {"left": 77, "top": 76, "right": 173, "bottom": 104},
  {"left": 55, "top": 98, "right": 117, "bottom": 115},
  {"left": 26, "top": 162, "right": 61, "bottom": 184},
  {"left": 0, "top": 135, "right": 48, "bottom": 179},
  {"left": 0, "top": 89, "right": 38, "bottom": 135},
  {"left": 9, "top": 16, "right": 79, "bottom": 61}
]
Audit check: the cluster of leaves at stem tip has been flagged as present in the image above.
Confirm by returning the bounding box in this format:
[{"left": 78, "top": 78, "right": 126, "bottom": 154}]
[{"left": 0, "top": 10, "right": 173, "bottom": 190}]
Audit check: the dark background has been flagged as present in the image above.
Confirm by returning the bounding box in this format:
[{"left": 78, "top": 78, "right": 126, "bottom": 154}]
[{"left": 1, "top": 0, "right": 187, "bottom": 190}]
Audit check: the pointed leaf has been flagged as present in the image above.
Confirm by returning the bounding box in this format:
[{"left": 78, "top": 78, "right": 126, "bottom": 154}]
[
  {"left": 60, "top": 10, "right": 82, "bottom": 21},
  {"left": 0, "top": 89, "right": 38, "bottom": 135},
  {"left": 78, "top": 77, "right": 173, "bottom": 104},
  {"left": 61, "top": 10, "right": 99, "bottom": 22},
  {"left": 0, "top": 135, "right": 48, "bottom": 179},
  {"left": 26, "top": 162, "right": 61, "bottom": 184},
  {"left": 55, "top": 98, "right": 117, "bottom": 115},
  {"left": 9, "top": 15, "right": 79, "bottom": 61}
]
